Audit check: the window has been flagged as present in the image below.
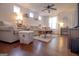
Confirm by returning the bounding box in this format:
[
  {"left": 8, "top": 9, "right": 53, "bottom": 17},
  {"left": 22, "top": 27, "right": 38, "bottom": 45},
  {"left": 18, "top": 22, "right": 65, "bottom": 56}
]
[
  {"left": 49, "top": 16, "right": 58, "bottom": 29},
  {"left": 29, "top": 12, "right": 34, "bottom": 18},
  {"left": 14, "top": 6, "right": 20, "bottom": 14},
  {"left": 38, "top": 16, "right": 42, "bottom": 20},
  {"left": 16, "top": 13, "right": 23, "bottom": 20}
]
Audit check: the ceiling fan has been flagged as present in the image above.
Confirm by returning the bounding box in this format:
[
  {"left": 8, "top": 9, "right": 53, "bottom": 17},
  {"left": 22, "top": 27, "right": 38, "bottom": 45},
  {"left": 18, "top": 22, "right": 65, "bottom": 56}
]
[{"left": 42, "top": 4, "right": 57, "bottom": 13}]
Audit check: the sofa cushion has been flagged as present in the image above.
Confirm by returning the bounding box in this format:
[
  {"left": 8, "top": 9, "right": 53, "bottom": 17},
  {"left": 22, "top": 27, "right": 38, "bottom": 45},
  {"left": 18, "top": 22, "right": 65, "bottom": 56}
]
[
  {"left": 0, "top": 21, "right": 17, "bottom": 31},
  {"left": 0, "top": 26, "right": 14, "bottom": 31}
]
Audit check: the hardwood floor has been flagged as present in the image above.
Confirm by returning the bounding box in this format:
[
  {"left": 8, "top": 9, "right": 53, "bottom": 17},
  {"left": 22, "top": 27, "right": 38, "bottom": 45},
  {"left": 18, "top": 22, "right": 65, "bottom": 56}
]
[{"left": 0, "top": 35, "right": 78, "bottom": 56}]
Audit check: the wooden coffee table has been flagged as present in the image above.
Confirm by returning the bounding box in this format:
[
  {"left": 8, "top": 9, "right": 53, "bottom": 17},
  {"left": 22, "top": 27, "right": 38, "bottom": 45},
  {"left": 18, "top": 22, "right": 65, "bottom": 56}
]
[{"left": 38, "top": 29, "right": 52, "bottom": 38}]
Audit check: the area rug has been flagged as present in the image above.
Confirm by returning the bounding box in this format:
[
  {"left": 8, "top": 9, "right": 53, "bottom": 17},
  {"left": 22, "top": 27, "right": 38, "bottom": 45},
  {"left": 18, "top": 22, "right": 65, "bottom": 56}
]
[{"left": 34, "top": 35, "right": 52, "bottom": 42}]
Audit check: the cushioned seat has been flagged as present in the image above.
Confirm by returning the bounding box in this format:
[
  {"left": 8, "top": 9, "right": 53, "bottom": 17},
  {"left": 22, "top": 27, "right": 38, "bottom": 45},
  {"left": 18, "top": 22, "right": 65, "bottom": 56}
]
[
  {"left": 19, "top": 31, "right": 34, "bottom": 44},
  {"left": 0, "top": 21, "right": 19, "bottom": 43}
]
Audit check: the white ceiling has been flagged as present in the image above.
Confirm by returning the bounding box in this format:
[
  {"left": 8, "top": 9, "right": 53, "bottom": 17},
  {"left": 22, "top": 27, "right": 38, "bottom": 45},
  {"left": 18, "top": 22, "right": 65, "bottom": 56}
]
[{"left": 18, "top": 3, "right": 77, "bottom": 16}]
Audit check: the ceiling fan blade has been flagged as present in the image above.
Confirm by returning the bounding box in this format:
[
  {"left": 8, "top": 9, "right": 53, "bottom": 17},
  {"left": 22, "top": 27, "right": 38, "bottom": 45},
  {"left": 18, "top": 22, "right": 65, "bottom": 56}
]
[
  {"left": 50, "top": 8, "right": 57, "bottom": 10},
  {"left": 42, "top": 8, "right": 48, "bottom": 11},
  {"left": 49, "top": 4, "right": 55, "bottom": 7}
]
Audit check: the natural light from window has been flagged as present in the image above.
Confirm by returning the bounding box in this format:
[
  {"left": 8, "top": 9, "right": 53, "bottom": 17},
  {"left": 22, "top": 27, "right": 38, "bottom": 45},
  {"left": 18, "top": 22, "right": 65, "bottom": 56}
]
[
  {"left": 14, "top": 6, "right": 20, "bottom": 14},
  {"left": 38, "top": 16, "right": 42, "bottom": 20},
  {"left": 49, "top": 16, "right": 58, "bottom": 29},
  {"left": 29, "top": 12, "right": 34, "bottom": 18}
]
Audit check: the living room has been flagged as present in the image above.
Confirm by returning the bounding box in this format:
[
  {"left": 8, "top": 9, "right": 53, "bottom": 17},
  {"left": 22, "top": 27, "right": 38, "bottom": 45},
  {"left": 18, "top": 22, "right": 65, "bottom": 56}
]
[{"left": 0, "top": 3, "right": 79, "bottom": 56}]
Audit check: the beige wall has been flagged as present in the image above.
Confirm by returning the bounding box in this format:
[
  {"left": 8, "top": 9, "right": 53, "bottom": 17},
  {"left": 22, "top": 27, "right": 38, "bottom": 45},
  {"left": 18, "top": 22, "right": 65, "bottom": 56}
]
[
  {"left": 0, "top": 3, "right": 78, "bottom": 31},
  {"left": 46, "top": 4, "right": 78, "bottom": 34},
  {"left": 58, "top": 4, "right": 78, "bottom": 28},
  {"left": 0, "top": 3, "right": 47, "bottom": 28},
  {"left": 21, "top": 7, "right": 49, "bottom": 26},
  {"left": 56, "top": 4, "right": 78, "bottom": 34},
  {"left": 0, "top": 3, "right": 18, "bottom": 28},
  {"left": 47, "top": 4, "right": 78, "bottom": 29}
]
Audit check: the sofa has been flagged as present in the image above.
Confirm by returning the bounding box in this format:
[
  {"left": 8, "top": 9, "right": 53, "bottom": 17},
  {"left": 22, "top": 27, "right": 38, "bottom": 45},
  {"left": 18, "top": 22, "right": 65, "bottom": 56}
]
[{"left": 0, "top": 21, "right": 19, "bottom": 43}]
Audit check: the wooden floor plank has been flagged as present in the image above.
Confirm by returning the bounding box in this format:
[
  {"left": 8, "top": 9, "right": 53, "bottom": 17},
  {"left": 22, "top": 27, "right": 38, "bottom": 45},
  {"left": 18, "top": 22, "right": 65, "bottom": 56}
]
[{"left": 0, "top": 35, "right": 78, "bottom": 56}]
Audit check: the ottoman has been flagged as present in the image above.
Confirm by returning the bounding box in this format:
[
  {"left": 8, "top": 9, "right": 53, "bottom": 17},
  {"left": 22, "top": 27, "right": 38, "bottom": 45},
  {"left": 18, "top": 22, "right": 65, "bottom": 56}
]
[{"left": 19, "top": 31, "right": 34, "bottom": 44}]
